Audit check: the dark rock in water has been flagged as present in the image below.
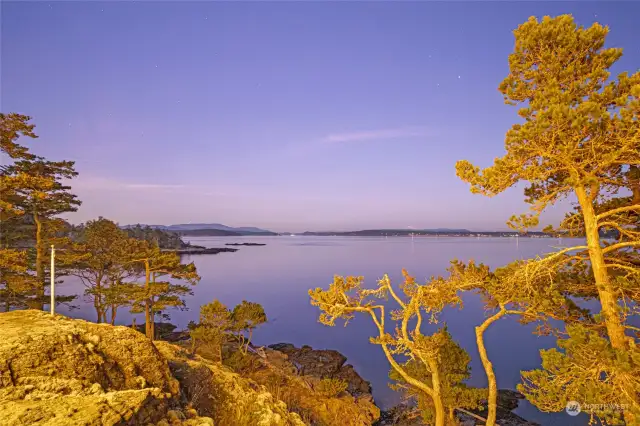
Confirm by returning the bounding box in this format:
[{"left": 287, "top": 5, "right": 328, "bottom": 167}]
[
  {"left": 169, "top": 247, "right": 238, "bottom": 255},
  {"left": 373, "top": 402, "right": 422, "bottom": 426},
  {"left": 133, "top": 322, "right": 190, "bottom": 342},
  {"left": 267, "top": 343, "right": 372, "bottom": 397},
  {"left": 225, "top": 242, "right": 266, "bottom": 246},
  {"left": 374, "top": 390, "right": 539, "bottom": 426}
]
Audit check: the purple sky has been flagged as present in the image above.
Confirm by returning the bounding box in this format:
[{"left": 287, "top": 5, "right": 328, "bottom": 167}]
[{"left": 3, "top": 2, "right": 639, "bottom": 232}]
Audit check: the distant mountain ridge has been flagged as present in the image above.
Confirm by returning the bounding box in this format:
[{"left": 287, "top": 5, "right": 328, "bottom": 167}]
[{"left": 121, "top": 223, "right": 277, "bottom": 236}]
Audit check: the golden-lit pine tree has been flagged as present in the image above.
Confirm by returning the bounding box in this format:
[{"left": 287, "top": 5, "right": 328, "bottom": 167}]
[
  {"left": 388, "top": 327, "right": 486, "bottom": 425},
  {"left": 128, "top": 244, "right": 200, "bottom": 340},
  {"left": 190, "top": 300, "right": 233, "bottom": 360},
  {"left": 0, "top": 249, "right": 37, "bottom": 311},
  {"left": 438, "top": 257, "right": 594, "bottom": 425},
  {"left": 455, "top": 14, "right": 639, "bottom": 352},
  {"left": 1, "top": 114, "right": 81, "bottom": 309},
  {"left": 60, "top": 218, "right": 132, "bottom": 322},
  {"left": 231, "top": 300, "right": 268, "bottom": 354},
  {"left": 310, "top": 271, "right": 483, "bottom": 426},
  {"left": 455, "top": 15, "right": 640, "bottom": 423}
]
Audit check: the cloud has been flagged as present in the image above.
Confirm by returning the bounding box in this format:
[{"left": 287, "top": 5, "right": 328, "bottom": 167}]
[
  {"left": 321, "top": 126, "right": 430, "bottom": 144},
  {"left": 68, "top": 176, "right": 187, "bottom": 192},
  {"left": 124, "top": 183, "right": 185, "bottom": 190}
]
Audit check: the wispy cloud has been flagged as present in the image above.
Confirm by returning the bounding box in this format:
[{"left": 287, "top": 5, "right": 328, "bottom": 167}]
[
  {"left": 321, "top": 126, "right": 430, "bottom": 144},
  {"left": 124, "top": 183, "right": 185, "bottom": 190},
  {"left": 68, "top": 176, "right": 187, "bottom": 192}
]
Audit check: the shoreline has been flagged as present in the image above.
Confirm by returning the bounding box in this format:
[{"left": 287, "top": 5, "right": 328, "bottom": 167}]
[{"left": 165, "top": 247, "right": 238, "bottom": 255}]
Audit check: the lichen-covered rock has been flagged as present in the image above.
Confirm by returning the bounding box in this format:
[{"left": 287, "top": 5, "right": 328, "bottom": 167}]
[
  {"left": 0, "top": 310, "right": 178, "bottom": 394},
  {"left": 0, "top": 311, "right": 212, "bottom": 426},
  {"left": 155, "top": 341, "right": 305, "bottom": 426},
  {"left": 0, "top": 387, "right": 173, "bottom": 425}
]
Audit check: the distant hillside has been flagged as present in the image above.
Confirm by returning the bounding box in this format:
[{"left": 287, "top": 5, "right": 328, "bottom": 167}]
[
  {"left": 177, "top": 229, "right": 242, "bottom": 236},
  {"left": 301, "top": 229, "right": 472, "bottom": 236},
  {"left": 122, "top": 223, "right": 277, "bottom": 236}
]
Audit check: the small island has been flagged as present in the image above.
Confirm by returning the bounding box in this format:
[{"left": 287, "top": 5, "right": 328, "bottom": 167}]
[{"left": 225, "top": 242, "right": 267, "bottom": 246}]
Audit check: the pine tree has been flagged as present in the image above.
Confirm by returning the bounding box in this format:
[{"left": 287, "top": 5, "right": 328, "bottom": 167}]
[
  {"left": 1, "top": 114, "right": 81, "bottom": 309},
  {"left": 456, "top": 14, "right": 639, "bottom": 350}
]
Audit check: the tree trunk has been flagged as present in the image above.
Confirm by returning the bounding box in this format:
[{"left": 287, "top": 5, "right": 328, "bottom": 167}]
[
  {"left": 475, "top": 310, "right": 507, "bottom": 426},
  {"left": 150, "top": 301, "right": 155, "bottom": 340},
  {"left": 245, "top": 329, "right": 253, "bottom": 353},
  {"left": 110, "top": 305, "right": 117, "bottom": 325},
  {"left": 428, "top": 359, "right": 446, "bottom": 426},
  {"left": 576, "top": 187, "right": 628, "bottom": 350},
  {"left": 95, "top": 274, "right": 103, "bottom": 323},
  {"left": 33, "top": 212, "right": 45, "bottom": 310},
  {"left": 448, "top": 407, "right": 454, "bottom": 423},
  {"left": 144, "top": 260, "right": 152, "bottom": 340}
]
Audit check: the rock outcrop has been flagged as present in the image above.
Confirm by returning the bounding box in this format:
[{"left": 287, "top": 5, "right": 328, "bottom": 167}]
[
  {"left": 155, "top": 341, "right": 305, "bottom": 426},
  {"left": 268, "top": 343, "right": 372, "bottom": 397},
  {"left": 234, "top": 344, "right": 379, "bottom": 426},
  {"left": 0, "top": 310, "right": 305, "bottom": 426}
]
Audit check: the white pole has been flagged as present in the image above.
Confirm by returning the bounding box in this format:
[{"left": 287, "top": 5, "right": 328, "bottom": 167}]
[{"left": 50, "top": 245, "right": 55, "bottom": 315}]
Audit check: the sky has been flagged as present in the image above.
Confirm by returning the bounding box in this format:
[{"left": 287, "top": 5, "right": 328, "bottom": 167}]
[{"left": 2, "top": 1, "right": 639, "bottom": 232}]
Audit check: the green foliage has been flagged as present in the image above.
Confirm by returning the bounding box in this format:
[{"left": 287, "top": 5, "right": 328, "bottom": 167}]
[
  {"left": 315, "top": 378, "right": 348, "bottom": 398},
  {"left": 0, "top": 249, "right": 38, "bottom": 311},
  {"left": 223, "top": 350, "right": 261, "bottom": 374},
  {"left": 231, "top": 300, "right": 268, "bottom": 353},
  {"left": 389, "top": 328, "right": 486, "bottom": 424},
  {"left": 519, "top": 325, "right": 640, "bottom": 425},
  {"left": 190, "top": 300, "right": 233, "bottom": 360}
]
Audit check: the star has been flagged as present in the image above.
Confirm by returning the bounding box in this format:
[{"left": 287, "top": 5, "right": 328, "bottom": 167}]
[
  {"left": 458, "top": 75, "right": 461, "bottom": 79},
  {"left": 155, "top": 65, "right": 158, "bottom": 68}
]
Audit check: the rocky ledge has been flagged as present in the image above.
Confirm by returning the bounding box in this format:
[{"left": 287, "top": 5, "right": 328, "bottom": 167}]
[
  {"left": 268, "top": 343, "right": 373, "bottom": 398},
  {"left": 0, "top": 310, "right": 304, "bottom": 426}
]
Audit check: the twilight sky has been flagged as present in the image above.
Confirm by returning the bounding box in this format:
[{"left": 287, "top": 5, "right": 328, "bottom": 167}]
[{"left": 2, "top": 1, "right": 639, "bottom": 232}]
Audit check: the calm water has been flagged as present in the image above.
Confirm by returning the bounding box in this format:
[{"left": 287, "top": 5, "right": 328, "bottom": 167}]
[{"left": 58, "top": 236, "right": 590, "bottom": 425}]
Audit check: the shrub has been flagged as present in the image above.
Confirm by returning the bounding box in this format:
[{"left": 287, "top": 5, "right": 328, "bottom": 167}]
[{"left": 315, "top": 378, "right": 348, "bottom": 398}]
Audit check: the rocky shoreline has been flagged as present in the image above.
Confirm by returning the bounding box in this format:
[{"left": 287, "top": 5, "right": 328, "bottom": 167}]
[
  {"left": 1, "top": 312, "right": 539, "bottom": 426},
  {"left": 150, "top": 325, "right": 539, "bottom": 426}
]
